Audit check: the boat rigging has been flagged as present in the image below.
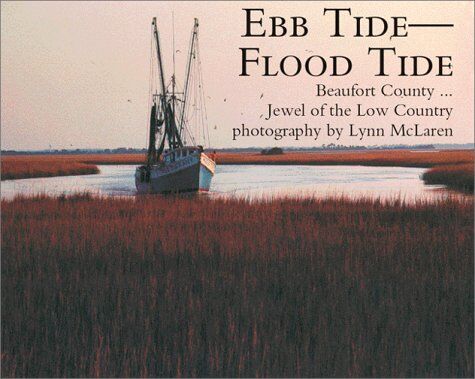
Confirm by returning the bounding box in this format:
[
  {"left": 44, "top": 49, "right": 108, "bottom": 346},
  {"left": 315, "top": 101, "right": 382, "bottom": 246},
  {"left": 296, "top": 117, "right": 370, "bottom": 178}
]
[{"left": 136, "top": 16, "right": 215, "bottom": 194}]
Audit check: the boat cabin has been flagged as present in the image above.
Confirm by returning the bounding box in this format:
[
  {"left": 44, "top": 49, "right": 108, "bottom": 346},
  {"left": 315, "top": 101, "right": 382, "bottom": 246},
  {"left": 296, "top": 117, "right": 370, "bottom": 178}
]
[{"left": 162, "top": 146, "right": 203, "bottom": 164}]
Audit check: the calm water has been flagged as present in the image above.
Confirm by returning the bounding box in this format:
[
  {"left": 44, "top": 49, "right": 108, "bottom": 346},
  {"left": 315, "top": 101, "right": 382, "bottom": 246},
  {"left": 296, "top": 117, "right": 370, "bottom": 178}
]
[{"left": 0, "top": 164, "right": 462, "bottom": 202}]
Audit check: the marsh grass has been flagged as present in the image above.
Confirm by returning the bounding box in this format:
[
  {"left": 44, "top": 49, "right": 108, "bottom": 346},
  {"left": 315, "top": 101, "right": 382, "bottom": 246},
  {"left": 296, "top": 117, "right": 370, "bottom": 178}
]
[
  {"left": 1, "top": 195, "right": 473, "bottom": 377},
  {"left": 423, "top": 163, "right": 474, "bottom": 192},
  {"left": 1, "top": 158, "right": 99, "bottom": 180},
  {"left": 217, "top": 149, "right": 474, "bottom": 167}
]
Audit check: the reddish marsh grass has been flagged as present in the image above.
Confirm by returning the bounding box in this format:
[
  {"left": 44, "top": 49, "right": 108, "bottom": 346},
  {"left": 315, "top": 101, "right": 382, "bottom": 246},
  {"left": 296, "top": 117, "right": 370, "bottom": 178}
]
[
  {"left": 1, "top": 195, "right": 473, "bottom": 377},
  {"left": 423, "top": 163, "right": 474, "bottom": 192},
  {"left": 75, "top": 149, "right": 474, "bottom": 166},
  {"left": 0, "top": 154, "right": 146, "bottom": 181},
  {"left": 1, "top": 157, "right": 99, "bottom": 180},
  {"left": 217, "top": 149, "right": 474, "bottom": 167}
]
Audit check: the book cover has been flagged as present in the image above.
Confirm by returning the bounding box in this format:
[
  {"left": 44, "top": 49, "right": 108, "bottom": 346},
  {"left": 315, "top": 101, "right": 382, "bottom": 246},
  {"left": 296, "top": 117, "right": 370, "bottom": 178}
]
[{"left": 1, "top": 1, "right": 473, "bottom": 377}]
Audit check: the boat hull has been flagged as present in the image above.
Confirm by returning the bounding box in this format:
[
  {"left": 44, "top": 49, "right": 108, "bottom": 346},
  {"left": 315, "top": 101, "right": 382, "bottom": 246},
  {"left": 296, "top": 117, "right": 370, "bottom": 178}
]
[{"left": 135, "top": 153, "right": 215, "bottom": 194}]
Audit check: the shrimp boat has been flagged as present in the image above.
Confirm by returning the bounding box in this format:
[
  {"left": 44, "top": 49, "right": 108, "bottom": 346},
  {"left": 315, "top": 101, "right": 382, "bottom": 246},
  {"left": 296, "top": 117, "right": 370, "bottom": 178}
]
[{"left": 136, "top": 17, "right": 215, "bottom": 194}]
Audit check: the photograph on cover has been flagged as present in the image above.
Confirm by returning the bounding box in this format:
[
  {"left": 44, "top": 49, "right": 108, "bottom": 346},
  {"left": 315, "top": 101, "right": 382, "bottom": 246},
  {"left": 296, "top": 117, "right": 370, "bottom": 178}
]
[{"left": 1, "top": 1, "right": 473, "bottom": 378}]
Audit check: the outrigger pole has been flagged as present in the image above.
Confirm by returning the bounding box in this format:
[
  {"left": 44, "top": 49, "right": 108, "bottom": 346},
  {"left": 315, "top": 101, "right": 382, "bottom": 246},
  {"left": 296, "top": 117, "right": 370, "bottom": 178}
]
[
  {"left": 179, "top": 18, "right": 199, "bottom": 139},
  {"left": 148, "top": 17, "right": 187, "bottom": 165},
  {"left": 153, "top": 17, "right": 168, "bottom": 118},
  {"left": 147, "top": 17, "right": 166, "bottom": 166}
]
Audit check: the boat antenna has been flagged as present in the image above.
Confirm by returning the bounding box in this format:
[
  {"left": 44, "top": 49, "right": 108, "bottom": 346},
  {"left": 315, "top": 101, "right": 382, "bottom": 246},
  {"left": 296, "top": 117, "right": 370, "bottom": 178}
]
[
  {"left": 172, "top": 11, "right": 177, "bottom": 148},
  {"left": 172, "top": 12, "right": 176, "bottom": 87}
]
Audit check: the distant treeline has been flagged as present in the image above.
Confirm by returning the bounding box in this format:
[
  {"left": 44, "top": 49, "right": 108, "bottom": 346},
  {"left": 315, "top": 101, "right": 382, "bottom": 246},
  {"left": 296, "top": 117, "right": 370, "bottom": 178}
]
[
  {"left": 1, "top": 148, "right": 148, "bottom": 156},
  {"left": 2, "top": 144, "right": 473, "bottom": 156}
]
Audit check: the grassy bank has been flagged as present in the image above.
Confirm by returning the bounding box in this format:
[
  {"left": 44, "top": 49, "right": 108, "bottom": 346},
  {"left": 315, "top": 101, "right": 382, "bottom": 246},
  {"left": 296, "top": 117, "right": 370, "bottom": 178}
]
[
  {"left": 423, "top": 163, "right": 474, "bottom": 192},
  {"left": 217, "top": 149, "right": 474, "bottom": 167},
  {"left": 1, "top": 154, "right": 149, "bottom": 180},
  {"left": 0, "top": 154, "right": 147, "bottom": 180},
  {"left": 2, "top": 195, "right": 473, "bottom": 377},
  {"left": 2, "top": 151, "right": 473, "bottom": 193},
  {"left": 1, "top": 157, "right": 99, "bottom": 180},
  {"left": 67, "top": 149, "right": 474, "bottom": 167}
]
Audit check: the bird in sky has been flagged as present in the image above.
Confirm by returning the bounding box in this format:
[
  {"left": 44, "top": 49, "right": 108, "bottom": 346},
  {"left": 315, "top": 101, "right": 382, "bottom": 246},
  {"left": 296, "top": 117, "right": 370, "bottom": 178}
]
[
  {"left": 224, "top": 98, "right": 227, "bottom": 102},
  {"left": 259, "top": 114, "right": 263, "bottom": 119},
  {"left": 214, "top": 125, "right": 217, "bottom": 130},
  {"left": 259, "top": 93, "right": 264, "bottom": 99},
  {"left": 127, "top": 99, "right": 132, "bottom": 103}
]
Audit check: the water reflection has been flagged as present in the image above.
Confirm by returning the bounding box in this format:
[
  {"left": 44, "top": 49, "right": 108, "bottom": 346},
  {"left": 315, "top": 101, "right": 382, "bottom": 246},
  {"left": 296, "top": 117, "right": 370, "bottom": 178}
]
[{"left": 0, "top": 164, "right": 468, "bottom": 202}]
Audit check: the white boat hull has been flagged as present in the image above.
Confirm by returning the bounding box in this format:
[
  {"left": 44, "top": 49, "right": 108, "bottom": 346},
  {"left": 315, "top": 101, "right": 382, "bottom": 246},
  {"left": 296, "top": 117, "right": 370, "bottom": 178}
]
[{"left": 135, "top": 152, "right": 215, "bottom": 194}]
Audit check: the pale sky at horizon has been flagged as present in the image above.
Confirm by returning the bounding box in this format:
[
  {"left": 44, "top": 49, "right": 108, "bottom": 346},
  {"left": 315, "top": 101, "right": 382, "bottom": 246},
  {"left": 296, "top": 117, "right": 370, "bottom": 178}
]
[{"left": 1, "top": 1, "right": 473, "bottom": 150}]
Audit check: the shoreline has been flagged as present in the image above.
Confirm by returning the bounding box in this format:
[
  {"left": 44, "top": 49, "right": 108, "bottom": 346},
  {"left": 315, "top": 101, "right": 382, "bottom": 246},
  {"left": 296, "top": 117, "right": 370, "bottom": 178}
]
[{"left": 1, "top": 150, "right": 473, "bottom": 193}]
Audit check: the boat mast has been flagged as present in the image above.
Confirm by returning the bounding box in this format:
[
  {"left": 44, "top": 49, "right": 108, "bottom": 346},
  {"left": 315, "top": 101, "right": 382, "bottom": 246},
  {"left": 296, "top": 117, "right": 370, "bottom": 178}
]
[
  {"left": 171, "top": 12, "right": 176, "bottom": 149},
  {"left": 153, "top": 17, "right": 167, "bottom": 112},
  {"left": 179, "top": 18, "right": 199, "bottom": 139},
  {"left": 146, "top": 18, "right": 168, "bottom": 166},
  {"left": 148, "top": 16, "right": 186, "bottom": 163}
]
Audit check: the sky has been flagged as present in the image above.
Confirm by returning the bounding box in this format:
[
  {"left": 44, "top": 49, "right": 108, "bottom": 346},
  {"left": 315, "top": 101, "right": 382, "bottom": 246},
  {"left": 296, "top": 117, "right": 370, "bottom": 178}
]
[{"left": 1, "top": 1, "right": 473, "bottom": 150}]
